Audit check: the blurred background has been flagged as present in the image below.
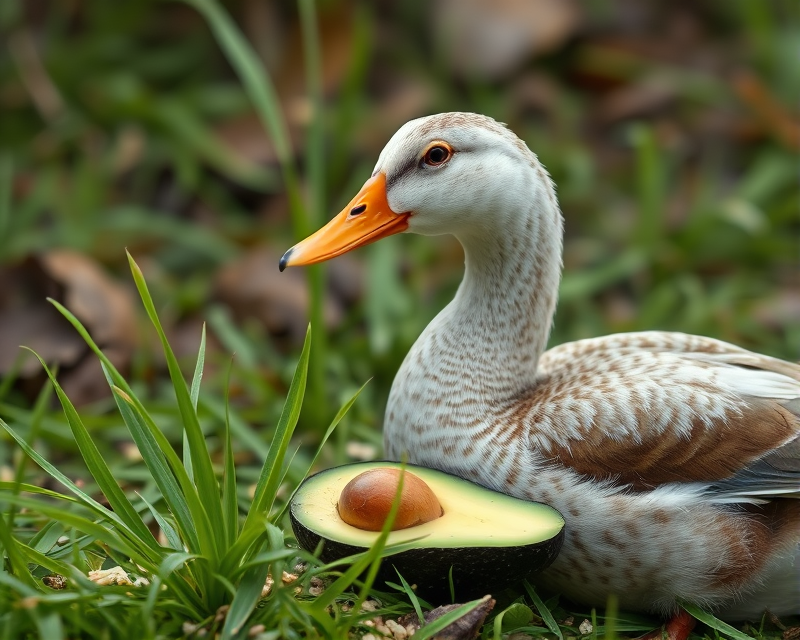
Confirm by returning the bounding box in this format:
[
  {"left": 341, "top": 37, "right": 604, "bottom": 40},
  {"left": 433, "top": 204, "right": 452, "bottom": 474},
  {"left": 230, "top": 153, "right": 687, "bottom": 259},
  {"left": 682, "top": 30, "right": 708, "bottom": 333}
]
[{"left": 0, "top": 0, "right": 798, "bottom": 481}]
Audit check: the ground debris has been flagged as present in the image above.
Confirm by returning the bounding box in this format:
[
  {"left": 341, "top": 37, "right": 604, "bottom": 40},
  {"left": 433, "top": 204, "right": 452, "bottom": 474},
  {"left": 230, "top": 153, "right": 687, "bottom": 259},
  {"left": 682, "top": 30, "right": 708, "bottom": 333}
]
[
  {"left": 783, "top": 627, "right": 800, "bottom": 640},
  {"left": 42, "top": 574, "right": 68, "bottom": 590},
  {"left": 578, "top": 619, "right": 593, "bottom": 635},
  {"left": 261, "top": 569, "right": 304, "bottom": 598},
  {"left": 87, "top": 566, "right": 149, "bottom": 587},
  {"left": 308, "top": 576, "right": 325, "bottom": 597},
  {"left": 397, "top": 595, "right": 495, "bottom": 640}
]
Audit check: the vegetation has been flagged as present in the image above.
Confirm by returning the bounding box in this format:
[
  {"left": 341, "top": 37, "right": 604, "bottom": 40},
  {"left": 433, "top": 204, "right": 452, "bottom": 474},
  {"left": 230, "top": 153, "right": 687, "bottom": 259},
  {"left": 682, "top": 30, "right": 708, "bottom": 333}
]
[{"left": 0, "top": 0, "right": 797, "bottom": 638}]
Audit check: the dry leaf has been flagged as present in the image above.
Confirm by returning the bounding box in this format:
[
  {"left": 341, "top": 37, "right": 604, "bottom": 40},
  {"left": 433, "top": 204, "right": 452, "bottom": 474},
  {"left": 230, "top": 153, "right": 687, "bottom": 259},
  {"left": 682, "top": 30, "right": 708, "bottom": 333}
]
[
  {"left": 398, "top": 595, "right": 495, "bottom": 640},
  {"left": 214, "top": 246, "right": 344, "bottom": 344},
  {"left": 433, "top": 0, "right": 580, "bottom": 79}
]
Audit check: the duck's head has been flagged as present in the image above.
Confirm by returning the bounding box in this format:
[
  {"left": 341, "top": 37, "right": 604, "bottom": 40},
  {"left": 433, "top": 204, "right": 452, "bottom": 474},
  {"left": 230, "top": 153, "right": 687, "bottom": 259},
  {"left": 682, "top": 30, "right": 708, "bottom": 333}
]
[{"left": 280, "top": 112, "right": 550, "bottom": 271}]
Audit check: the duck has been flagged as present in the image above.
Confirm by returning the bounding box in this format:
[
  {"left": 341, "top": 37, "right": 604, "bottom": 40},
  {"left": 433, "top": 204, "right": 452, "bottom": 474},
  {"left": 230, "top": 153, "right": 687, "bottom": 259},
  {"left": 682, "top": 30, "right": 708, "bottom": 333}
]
[{"left": 280, "top": 112, "right": 800, "bottom": 633}]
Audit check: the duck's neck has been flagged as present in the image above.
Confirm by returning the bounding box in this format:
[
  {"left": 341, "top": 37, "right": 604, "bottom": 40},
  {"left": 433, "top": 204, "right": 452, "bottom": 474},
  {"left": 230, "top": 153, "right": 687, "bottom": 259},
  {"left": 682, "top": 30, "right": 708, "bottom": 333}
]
[
  {"left": 384, "top": 166, "right": 563, "bottom": 458},
  {"left": 444, "top": 197, "right": 563, "bottom": 396}
]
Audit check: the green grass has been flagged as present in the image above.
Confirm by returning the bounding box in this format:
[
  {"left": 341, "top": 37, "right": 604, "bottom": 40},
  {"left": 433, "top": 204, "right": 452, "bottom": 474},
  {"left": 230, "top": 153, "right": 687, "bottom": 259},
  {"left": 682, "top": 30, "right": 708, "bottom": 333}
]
[
  {"left": 0, "top": 254, "right": 411, "bottom": 638},
  {"left": 0, "top": 0, "right": 798, "bottom": 637}
]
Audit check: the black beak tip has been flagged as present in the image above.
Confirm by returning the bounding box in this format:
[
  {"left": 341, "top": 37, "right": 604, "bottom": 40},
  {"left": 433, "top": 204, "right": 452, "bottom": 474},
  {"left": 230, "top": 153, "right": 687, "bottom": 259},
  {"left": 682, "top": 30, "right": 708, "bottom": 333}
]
[{"left": 279, "top": 248, "right": 293, "bottom": 272}]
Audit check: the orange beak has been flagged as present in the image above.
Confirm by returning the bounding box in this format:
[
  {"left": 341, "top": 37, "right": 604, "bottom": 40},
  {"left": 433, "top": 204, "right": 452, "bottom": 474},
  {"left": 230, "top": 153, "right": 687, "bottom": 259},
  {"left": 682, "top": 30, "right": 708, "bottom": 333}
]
[{"left": 279, "top": 173, "right": 410, "bottom": 271}]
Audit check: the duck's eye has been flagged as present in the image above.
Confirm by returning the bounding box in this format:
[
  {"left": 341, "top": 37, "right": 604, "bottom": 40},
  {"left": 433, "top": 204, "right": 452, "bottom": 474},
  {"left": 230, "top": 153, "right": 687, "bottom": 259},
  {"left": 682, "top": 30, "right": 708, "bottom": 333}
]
[{"left": 423, "top": 145, "right": 451, "bottom": 167}]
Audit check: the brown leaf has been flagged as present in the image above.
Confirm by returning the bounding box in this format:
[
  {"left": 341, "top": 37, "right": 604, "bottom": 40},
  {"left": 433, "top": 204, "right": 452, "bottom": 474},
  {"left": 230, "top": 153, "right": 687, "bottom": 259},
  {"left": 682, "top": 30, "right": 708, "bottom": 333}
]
[
  {"left": 433, "top": 0, "right": 580, "bottom": 79},
  {"left": 274, "top": 2, "right": 358, "bottom": 122},
  {"left": 0, "top": 257, "right": 84, "bottom": 376},
  {"left": 783, "top": 627, "right": 800, "bottom": 640},
  {"left": 40, "top": 250, "right": 138, "bottom": 351},
  {"left": 398, "top": 595, "right": 495, "bottom": 640},
  {"left": 214, "top": 246, "right": 346, "bottom": 344},
  {"left": 0, "top": 251, "right": 138, "bottom": 405},
  {"left": 0, "top": 305, "right": 84, "bottom": 377},
  {"left": 595, "top": 77, "right": 677, "bottom": 123},
  {"left": 214, "top": 111, "right": 280, "bottom": 167},
  {"left": 734, "top": 71, "right": 800, "bottom": 151}
]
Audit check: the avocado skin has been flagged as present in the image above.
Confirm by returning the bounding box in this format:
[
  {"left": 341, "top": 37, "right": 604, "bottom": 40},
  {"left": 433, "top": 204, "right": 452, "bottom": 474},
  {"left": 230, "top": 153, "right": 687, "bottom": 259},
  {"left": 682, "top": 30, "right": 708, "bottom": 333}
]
[{"left": 290, "top": 510, "right": 565, "bottom": 601}]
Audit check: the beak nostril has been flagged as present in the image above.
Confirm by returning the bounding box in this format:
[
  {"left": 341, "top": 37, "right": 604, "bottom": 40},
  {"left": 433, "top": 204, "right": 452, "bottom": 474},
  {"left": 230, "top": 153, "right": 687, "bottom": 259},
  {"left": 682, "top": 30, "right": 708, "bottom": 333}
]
[{"left": 350, "top": 204, "right": 367, "bottom": 216}]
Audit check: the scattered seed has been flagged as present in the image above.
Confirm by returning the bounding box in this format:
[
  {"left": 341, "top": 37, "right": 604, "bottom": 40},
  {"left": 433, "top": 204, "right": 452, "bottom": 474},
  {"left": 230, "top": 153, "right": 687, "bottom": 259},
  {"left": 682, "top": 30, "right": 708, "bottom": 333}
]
[
  {"left": 385, "top": 618, "right": 408, "bottom": 639},
  {"left": 88, "top": 566, "right": 134, "bottom": 586},
  {"left": 182, "top": 622, "right": 200, "bottom": 635},
  {"left": 43, "top": 574, "right": 67, "bottom": 590},
  {"left": 261, "top": 575, "right": 275, "bottom": 598},
  {"left": 309, "top": 576, "right": 325, "bottom": 596},
  {"left": 214, "top": 604, "right": 230, "bottom": 624},
  {"left": 281, "top": 571, "right": 298, "bottom": 583},
  {"left": 346, "top": 441, "right": 378, "bottom": 460}
]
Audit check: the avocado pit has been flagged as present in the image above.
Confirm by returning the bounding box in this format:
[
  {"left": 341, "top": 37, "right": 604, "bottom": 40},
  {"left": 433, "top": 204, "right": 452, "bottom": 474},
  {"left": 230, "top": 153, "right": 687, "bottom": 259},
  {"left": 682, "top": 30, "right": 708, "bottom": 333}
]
[{"left": 337, "top": 468, "right": 443, "bottom": 531}]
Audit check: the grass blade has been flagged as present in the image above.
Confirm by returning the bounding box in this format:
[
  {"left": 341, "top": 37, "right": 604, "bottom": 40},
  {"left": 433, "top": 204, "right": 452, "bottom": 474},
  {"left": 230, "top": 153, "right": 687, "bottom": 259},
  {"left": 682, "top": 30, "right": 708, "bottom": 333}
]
[
  {"left": 185, "top": 323, "right": 207, "bottom": 483},
  {"left": 185, "top": 0, "right": 329, "bottom": 431},
  {"left": 0, "top": 493, "right": 152, "bottom": 570},
  {"left": 0, "top": 517, "right": 41, "bottom": 591},
  {"left": 108, "top": 383, "right": 204, "bottom": 555},
  {"left": 0, "top": 418, "right": 148, "bottom": 554},
  {"left": 49, "top": 300, "right": 217, "bottom": 561},
  {"left": 394, "top": 569, "right": 425, "bottom": 625},
  {"left": 23, "top": 349, "right": 157, "bottom": 550},
  {"left": 523, "top": 580, "right": 563, "bottom": 640},
  {"left": 183, "top": 0, "right": 303, "bottom": 223},
  {"left": 679, "top": 601, "right": 754, "bottom": 640},
  {"left": 272, "top": 379, "right": 369, "bottom": 523},
  {"left": 220, "top": 527, "right": 283, "bottom": 639},
  {"left": 413, "top": 599, "right": 487, "bottom": 640},
  {"left": 243, "top": 325, "right": 311, "bottom": 533},
  {"left": 139, "top": 494, "right": 182, "bottom": 551},
  {"left": 298, "top": 0, "right": 328, "bottom": 425},
  {"left": 5, "top": 369, "right": 54, "bottom": 528},
  {"left": 221, "top": 357, "right": 238, "bottom": 547},
  {"left": 317, "top": 463, "right": 407, "bottom": 620},
  {"left": 127, "top": 252, "right": 224, "bottom": 559}
]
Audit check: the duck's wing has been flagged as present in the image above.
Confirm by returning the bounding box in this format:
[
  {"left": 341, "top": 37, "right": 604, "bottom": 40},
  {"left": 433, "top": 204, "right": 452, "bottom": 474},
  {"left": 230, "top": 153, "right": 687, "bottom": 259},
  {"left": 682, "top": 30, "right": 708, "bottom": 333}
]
[{"left": 528, "top": 332, "right": 800, "bottom": 495}]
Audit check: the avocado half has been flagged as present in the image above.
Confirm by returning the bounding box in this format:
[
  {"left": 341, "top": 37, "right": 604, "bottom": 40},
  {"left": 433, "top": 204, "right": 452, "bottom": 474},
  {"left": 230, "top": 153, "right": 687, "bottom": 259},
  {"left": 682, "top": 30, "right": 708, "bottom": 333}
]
[{"left": 290, "top": 461, "right": 565, "bottom": 600}]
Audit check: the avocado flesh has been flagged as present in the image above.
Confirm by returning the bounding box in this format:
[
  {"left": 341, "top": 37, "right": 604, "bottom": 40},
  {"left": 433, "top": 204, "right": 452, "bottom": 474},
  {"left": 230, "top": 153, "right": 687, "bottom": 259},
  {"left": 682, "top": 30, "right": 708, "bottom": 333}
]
[{"left": 290, "top": 461, "right": 565, "bottom": 600}]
